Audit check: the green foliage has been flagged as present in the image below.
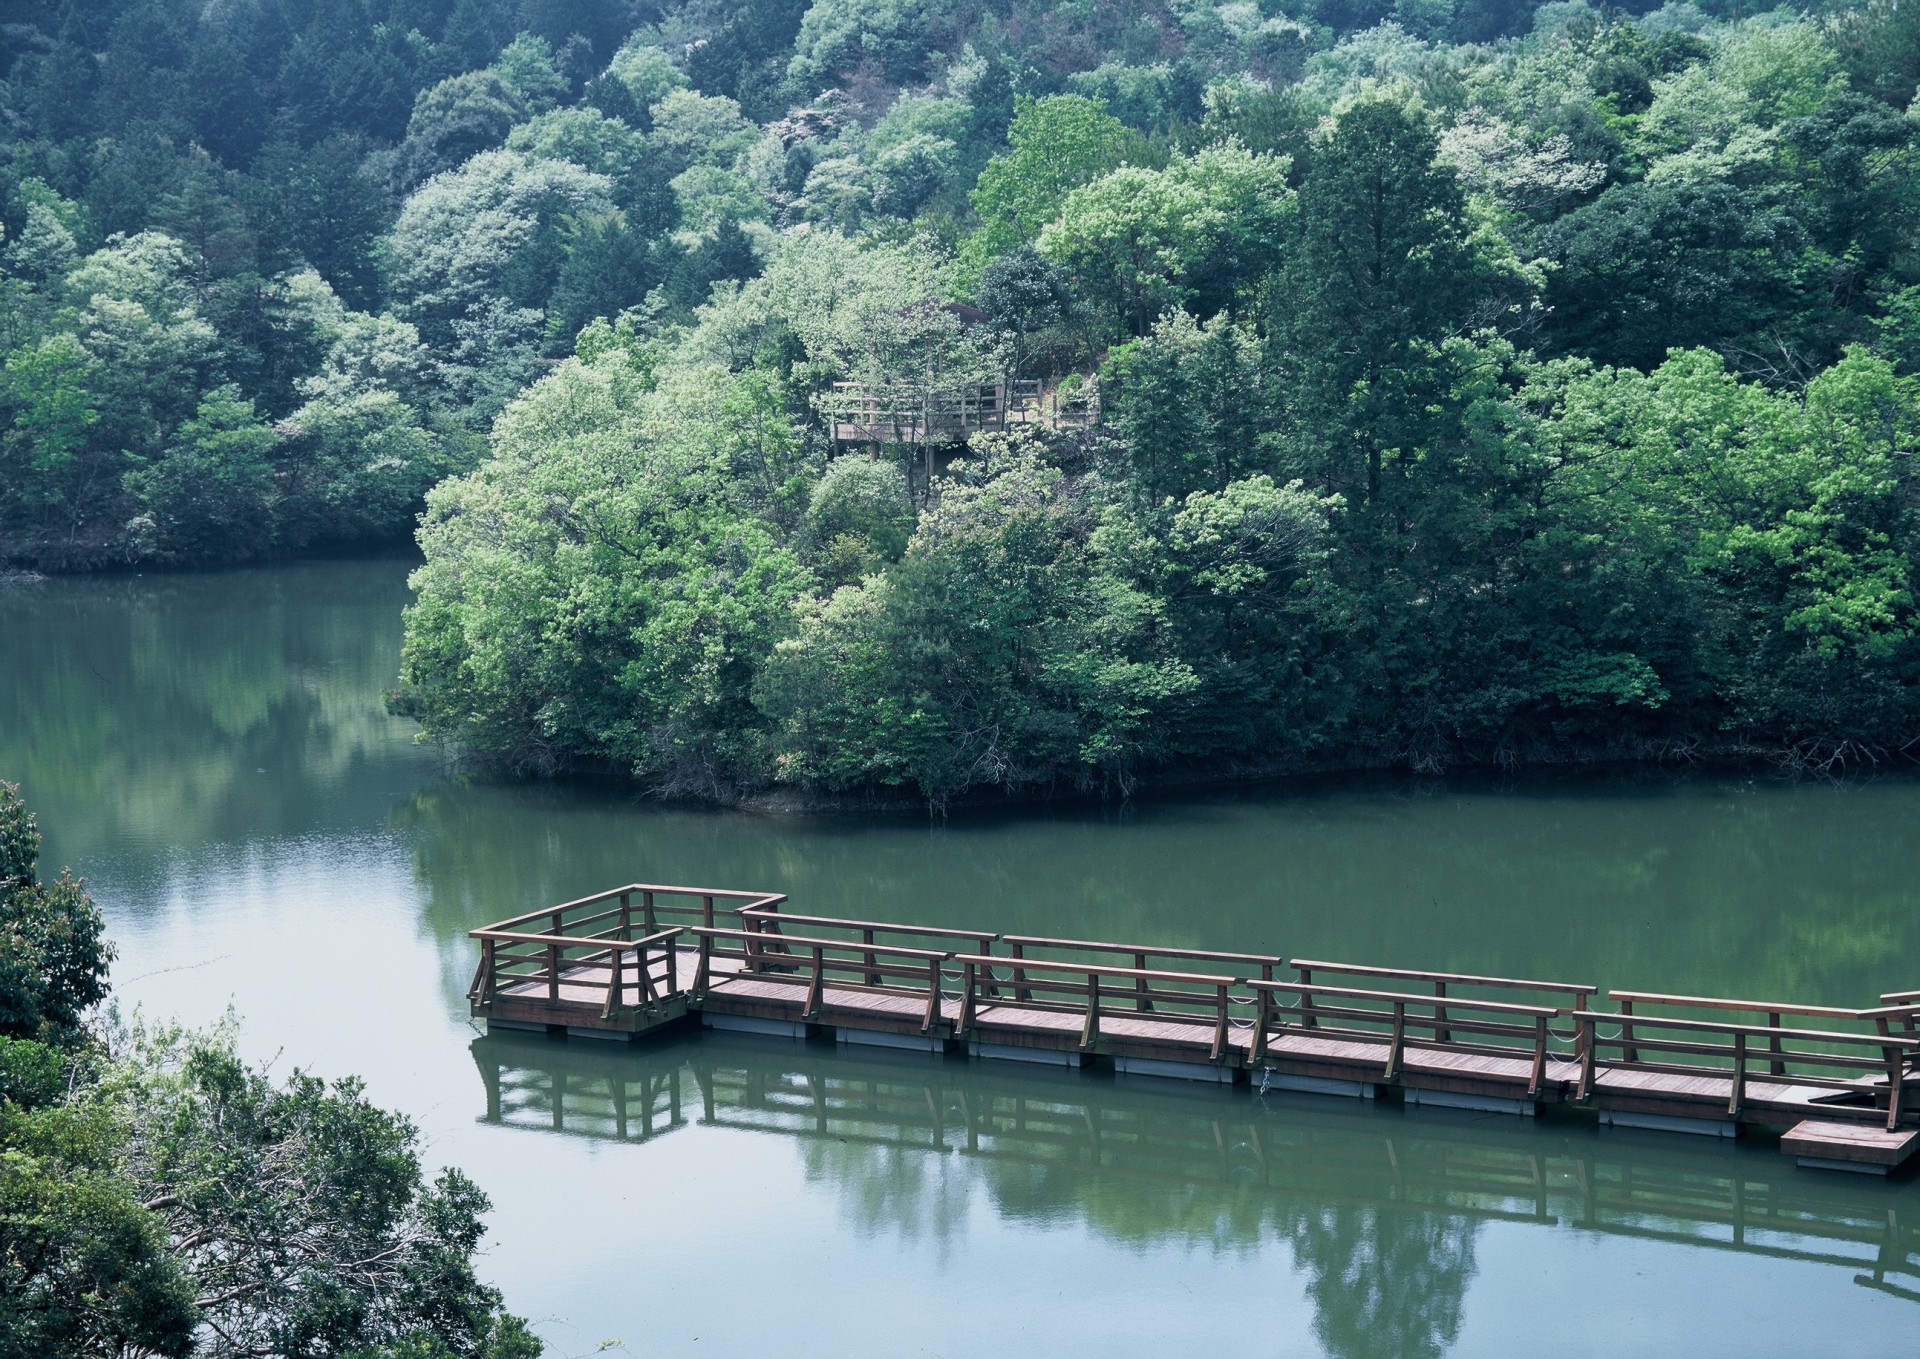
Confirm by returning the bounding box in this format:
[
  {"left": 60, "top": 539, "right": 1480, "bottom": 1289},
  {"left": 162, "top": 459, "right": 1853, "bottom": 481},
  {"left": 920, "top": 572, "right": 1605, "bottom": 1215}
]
[
  {"left": 5, "top": 0, "right": 1919, "bottom": 797},
  {"left": 0, "top": 784, "right": 536, "bottom": 1359},
  {"left": 962, "top": 96, "right": 1148, "bottom": 284},
  {"left": 0, "top": 783, "right": 112, "bottom": 1045}
]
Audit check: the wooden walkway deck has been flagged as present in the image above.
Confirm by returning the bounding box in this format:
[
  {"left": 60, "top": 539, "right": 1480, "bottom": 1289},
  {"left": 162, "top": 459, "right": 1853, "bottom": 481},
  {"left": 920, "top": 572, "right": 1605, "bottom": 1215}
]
[{"left": 468, "top": 883, "right": 1920, "bottom": 1176}]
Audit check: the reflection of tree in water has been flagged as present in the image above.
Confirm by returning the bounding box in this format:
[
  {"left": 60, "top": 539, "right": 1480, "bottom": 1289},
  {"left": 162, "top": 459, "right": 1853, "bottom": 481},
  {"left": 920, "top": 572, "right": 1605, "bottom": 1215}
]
[
  {"left": 798, "top": 1141, "right": 974, "bottom": 1259},
  {"left": 1279, "top": 1203, "right": 1475, "bottom": 1359},
  {"left": 0, "top": 559, "right": 431, "bottom": 877}
]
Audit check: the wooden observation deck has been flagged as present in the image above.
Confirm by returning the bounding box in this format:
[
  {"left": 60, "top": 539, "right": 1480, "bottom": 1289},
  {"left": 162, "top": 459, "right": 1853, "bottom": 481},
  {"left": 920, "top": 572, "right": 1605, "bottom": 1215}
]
[
  {"left": 468, "top": 884, "right": 1920, "bottom": 1176},
  {"left": 827, "top": 378, "right": 1099, "bottom": 445}
]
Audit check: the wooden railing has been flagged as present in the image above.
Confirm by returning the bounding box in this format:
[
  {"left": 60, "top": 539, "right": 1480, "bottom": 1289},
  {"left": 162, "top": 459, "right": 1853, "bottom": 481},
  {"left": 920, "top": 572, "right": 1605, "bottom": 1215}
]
[
  {"left": 1245, "top": 979, "right": 1565, "bottom": 1094},
  {"left": 993, "top": 933, "right": 1281, "bottom": 1006},
  {"left": 466, "top": 880, "right": 1920, "bottom": 1146},
  {"left": 950, "top": 953, "right": 1242, "bottom": 1059},
  {"left": 468, "top": 883, "right": 786, "bottom": 1016},
  {"left": 1606, "top": 989, "right": 1914, "bottom": 1073},
  {"left": 1573, "top": 1010, "right": 1920, "bottom": 1129},
  {"left": 826, "top": 378, "right": 1099, "bottom": 444},
  {"left": 1288, "top": 959, "right": 1596, "bottom": 1042},
  {"left": 689, "top": 926, "right": 949, "bottom": 1032},
  {"left": 738, "top": 905, "right": 994, "bottom": 984},
  {"left": 468, "top": 926, "right": 684, "bottom": 1019}
]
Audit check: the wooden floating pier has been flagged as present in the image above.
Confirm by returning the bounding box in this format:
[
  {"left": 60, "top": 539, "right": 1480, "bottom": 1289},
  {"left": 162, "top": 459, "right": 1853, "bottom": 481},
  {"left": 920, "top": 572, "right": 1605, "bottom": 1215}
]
[{"left": 468, "top": 884, "right": 1920, "bottom": 1176}]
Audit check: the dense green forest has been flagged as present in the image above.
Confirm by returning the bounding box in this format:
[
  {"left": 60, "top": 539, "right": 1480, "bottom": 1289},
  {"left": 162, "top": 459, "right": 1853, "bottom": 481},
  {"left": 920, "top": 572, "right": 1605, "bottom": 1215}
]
[{"left": 3, "top": 1, "right": 1918, "bottom": 804}]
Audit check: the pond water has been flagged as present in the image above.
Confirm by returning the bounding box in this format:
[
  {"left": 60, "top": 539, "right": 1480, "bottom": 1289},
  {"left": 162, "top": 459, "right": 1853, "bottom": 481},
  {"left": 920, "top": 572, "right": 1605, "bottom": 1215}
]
[{"left": 3, "top": 556, "right": 1918, "bottom": 1357}]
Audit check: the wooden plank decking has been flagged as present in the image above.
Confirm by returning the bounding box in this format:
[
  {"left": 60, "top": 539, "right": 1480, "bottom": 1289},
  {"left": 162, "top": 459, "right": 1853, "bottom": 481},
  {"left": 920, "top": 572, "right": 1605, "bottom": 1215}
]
[{"left": 466, "top": 882, "right": 1920, "bottom": 1177}]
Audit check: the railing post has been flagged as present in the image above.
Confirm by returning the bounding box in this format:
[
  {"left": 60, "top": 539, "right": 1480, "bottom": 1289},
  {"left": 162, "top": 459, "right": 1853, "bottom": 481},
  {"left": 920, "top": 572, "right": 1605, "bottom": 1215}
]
[
  {"left": 547, "top": 940, "right": 561, "bottom": 1003},
  {"left": 1211, "top": 983, "right": 1229, "bottom": 1062},
  {"left": 1576, "top": 1014, "right": 1596, "bottom": 1101},
  {"left": 803, "top": 945, "right": 824, "bottom": 1020},
  {"left": 702, "top": 895, "right": 714, "bottom": 929},
  {"left": 1620, "top": 999, "right": 1638, "bottom": 1064},
  {"left": 1385, "top": 1000, "right": 1405, "bottom": 1081},
  {"left": 478, "top": 938, "right": 496, "bottom": 1004},
  {"left": 921, "top": 957, "right": 940, "bottom": 1033},
  {"left": 863, "top": 928, "right": 880, "bottom": 988},
  {"left": 1299, "top": 967, "right": 1316, "bottom": 1029},
  {"left": 1012, "top": 941, "right": 1029, "bottom": 1003},
  {"left": 1729, "top": 1031, "right": 1747, "bottom": 1118},
  {"left": 1884, "top": 1044, "right": 1905, "bottom": 1131},
  {"left": 1432, "top": 980, "right": 1451, "bottom": 1046},
  {"left": 1080, "top": 970, "right": 1101, "bottom": 1049},
  {"left": 643, "top": 890, "right": 656, "bottom": 932},
  {"left": 619, "top": 891, "right": 631, "bottom": 939},
  {"left": 695, "top": 932, "right": 712, "bottom": 995},
  {"left": 666, "top": 936, "right": 679, "bottom": 996},
  {"left": 1135, "top": 953, "right": 1151, "bottom": 1013},
  {"left": 1528, "top": 1014, "right": 1547, "bottom": 1098},
  {"left": 1767, "top": 1011, "right": 1785, "bottom": 1077},
  {"left": 957, "top": 961, "right": 976, "bottom": 1037},
  {"left": 604, "top": 947, "right": 622, "bottom": 1019}
]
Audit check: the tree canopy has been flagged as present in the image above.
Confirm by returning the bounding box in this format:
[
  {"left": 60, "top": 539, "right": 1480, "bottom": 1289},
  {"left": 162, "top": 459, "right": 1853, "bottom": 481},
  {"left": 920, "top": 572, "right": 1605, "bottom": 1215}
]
[{"left": 2, "top": 0, "right": 1917, "bottom": 797}]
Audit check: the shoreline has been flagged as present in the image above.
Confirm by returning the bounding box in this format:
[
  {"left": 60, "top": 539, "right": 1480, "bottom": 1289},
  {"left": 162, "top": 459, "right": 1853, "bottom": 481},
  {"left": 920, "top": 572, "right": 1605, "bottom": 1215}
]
[{"left": 420, "top": 737, "right": 1920, "bottom": 819}]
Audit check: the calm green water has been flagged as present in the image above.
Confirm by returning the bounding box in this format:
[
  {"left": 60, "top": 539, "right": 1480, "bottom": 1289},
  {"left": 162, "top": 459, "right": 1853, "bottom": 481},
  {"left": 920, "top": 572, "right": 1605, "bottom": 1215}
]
[{"left": 3, "top": 557, "right": 1918, "bottom": 1356}]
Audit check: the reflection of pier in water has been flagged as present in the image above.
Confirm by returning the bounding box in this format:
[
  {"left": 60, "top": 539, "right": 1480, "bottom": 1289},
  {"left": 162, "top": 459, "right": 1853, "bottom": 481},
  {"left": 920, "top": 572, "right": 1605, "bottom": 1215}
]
[{"left": 472, "top": 1032, "right": 1920, "bottom": 1303}]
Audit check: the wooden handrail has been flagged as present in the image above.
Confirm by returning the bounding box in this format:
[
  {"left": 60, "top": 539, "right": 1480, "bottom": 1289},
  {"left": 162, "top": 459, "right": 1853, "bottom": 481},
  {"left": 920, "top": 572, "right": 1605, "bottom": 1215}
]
[
  {"left": 691, "top": 926, "right": 952, "bottom": 961},
  {"left": 1605, "top": 989, "right": 1873, "bottom": 1021},
  {"left": 949, "top": 953, "right": 1244, "bottom": 987},
  {"left": 1246, "top": 978, "right": 1562, "bottom": 1018},
  {"left": 1002, "top": 935, "right": 1282, "bottom": 968},
  {"left": 483, "top": 885, "right": 785, "bottom": 932},
  {"left": 1882, "top": 989, "right": 1920, "bottom": 1005},
  {"left": 1573, "top": 1010, "right": 1920, "bottom": 1047},
  {"left": 469, "top": 926, "right": 683, "bottom": 950},
  {"left": 738, "top": 907, "right": 993, "bottom": 942},
  {"left": 1289, "top": 958, "right": 1597, "bottom": 996}
]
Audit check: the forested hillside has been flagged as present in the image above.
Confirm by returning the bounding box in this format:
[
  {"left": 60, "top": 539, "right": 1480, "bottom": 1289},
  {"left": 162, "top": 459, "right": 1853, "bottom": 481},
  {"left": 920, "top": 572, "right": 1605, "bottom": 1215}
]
[{"left": 4, "top": 0, "right": 1918, "bottom": 802}]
